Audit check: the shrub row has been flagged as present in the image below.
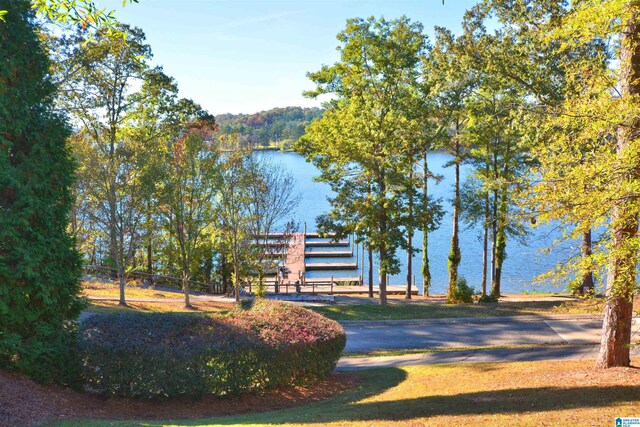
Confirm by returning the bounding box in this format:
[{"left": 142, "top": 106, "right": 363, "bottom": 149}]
[{"left": 78, "top": 299, "right": 345, "bottom": 398}]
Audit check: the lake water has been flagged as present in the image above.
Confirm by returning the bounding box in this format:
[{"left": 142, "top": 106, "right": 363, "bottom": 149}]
[{"left": 255, "top": 151, "right": 576, "bottom": 295}]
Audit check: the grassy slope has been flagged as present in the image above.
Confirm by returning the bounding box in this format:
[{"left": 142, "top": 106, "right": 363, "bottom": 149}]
[
  {"left": 54, "top": 360, "right": 640, "bottom": 427},
  {"left": 309, "top": 299, "right": 604, "bottom": 321},
  {"left": 85, "top": 300, "right": 234, "bottom": 315}
]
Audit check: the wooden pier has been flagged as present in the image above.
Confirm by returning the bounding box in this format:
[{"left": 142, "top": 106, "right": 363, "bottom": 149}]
[
  {"left": 284, "top": 232, "right": 305, "bottom": 282},
  {"left": 304, "top": 250, "right": 352, "bottom": 257},
  {"left": 306, "top": 262, "right": 358, "bottom": 271},
  {"left": 306, "top": 240, "right": 350, "bottom": 248},
  {"left": 259, "top": 230, "right": 362, "bottom": 287}
]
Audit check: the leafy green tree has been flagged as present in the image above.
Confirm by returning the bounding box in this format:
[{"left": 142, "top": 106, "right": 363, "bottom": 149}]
[
  {"left": 217, "top": 150, "right": 255, "bottom": 302},
  {"left": 475, "top": 0, "right": 637, "bottom": 367},
  {"left": 462, "top": 89, "right": 530, "bottom": 299},
  {"left": 1, "top": 1, "right": 137, "bottom": 31},
  {"left": 59, "top": 25, "right": 153, "bottom": 305},
  {"left": 428, "top": 27, "right": 477, "bottom": 302},
  {"left": 157, "top": 114, "right": 220, "bottom": 308},
  {"left": 0, "top": 0, "right": 84, "bottom": 382},
  {"left": 299, "top": 16, "right": 430, "bottom": 305}
]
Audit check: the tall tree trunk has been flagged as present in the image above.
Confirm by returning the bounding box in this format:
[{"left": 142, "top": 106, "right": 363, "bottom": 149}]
[
  {"left": 406, "top": 179, "right": 414, "bottom": 299},
  {"left": 233, "top": 261, "right": 240, "bottom": 303},
  {"left": 421, "top": 152, "right": 431, "bottom": 296},
  {"left": 491, "top": 185, "right": 508, "bottom": 297},
  {"left": 183, "top": 269, "right": 192, "bottom": 308},
  {"left": 379, "top": 252, "right": 388, "bottom": 305},
  {"left": 447, "top": 129, "right": 461, "bottom": 302},
  {"left": 146, "top": 201, "right": 153, "bottom": 277},
  {"left": 118, "top": 265, "right": 126, "bottom": 306},
  {"left": 368, "top": 245, "right": 374, "bottom": 298},
  {"left": 597, "top": 8, "right": 640, "bottom": 368},
  {"left": 580, "top": 228, "right": 594, "bottom": 295},
  {"left": 406, "top": 230, "right": 413, "bottom": 299},
  {"left": 481, "top": 191, "right": 489, "bottom": 297},
  {"left": 377, "top": 172, "right": 388, "bottom": 305},
  {"left": 490, "top": 187, "right": 498, "bottom": 292}
]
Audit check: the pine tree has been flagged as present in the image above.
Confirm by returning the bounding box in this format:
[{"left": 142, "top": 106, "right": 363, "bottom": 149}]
[{"left": 0, "top": 0, "right": 84, "bottom": 382}]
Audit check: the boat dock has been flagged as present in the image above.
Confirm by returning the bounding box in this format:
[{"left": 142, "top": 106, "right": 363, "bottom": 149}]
[{"left": 253, "top": 231, "right": 418, "bottom": 296}]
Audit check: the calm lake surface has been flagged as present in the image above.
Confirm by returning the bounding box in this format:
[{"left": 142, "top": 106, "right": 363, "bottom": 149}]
[{"left": 255, "top": 151, "right": 576, "bottom": 295}]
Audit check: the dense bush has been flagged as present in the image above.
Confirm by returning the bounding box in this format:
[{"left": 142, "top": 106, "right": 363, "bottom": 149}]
[
  {"left": 0, "top": 0, "right": 85, "bottom": 384},
  {"left": 448, "top": 277, "right": 475, "bottom": 304},
  {"left": 78, "top": 300, "right": 345, "bottom": 398}
]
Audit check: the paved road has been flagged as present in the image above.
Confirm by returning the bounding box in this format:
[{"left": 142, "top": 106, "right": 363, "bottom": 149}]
[
  {"left": 341, "top": 315, "right": 640, "bottom": 353},
  {"left": 338, "top": 315, "right": 640, "bottom": 370},
  {"left": 337, "top": 344, "right": 640, "bottom": 371}
]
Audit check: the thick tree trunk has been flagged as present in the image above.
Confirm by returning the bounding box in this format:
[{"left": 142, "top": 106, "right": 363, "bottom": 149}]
[
  {"left": 597, "top": 10, "right": 640, "bottom": 368},
  {"left": 579, "top": 229, "right": 594, "bottom": 295},
  {"left": 447, "top": 132, "right": 461, "bottom": 301}
]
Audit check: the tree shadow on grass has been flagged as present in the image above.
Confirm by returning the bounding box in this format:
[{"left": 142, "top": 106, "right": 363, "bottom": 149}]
[
  {"left": 153, "top": 368, "right": 640, "bottom": 426},
  {"left": 127, "top": 368, "right": 407, "bottom": 427}
]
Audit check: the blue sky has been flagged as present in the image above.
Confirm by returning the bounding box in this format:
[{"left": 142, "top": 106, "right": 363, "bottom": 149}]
[{"left": 103, "top": 0, "right": 475, "bottom": 115}]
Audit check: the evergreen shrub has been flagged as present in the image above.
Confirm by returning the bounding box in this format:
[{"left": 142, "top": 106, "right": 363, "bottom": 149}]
[
  {"left": 0, "top": 0, "right": 85, "bottom": 384},
  {"left": 78, "top": 300, "right": 345, "bottom": 398}
]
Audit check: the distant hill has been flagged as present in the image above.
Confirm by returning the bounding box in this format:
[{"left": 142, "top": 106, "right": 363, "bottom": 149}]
[{"left": 215, "top": 106, "right": 323, "bottom": 150}]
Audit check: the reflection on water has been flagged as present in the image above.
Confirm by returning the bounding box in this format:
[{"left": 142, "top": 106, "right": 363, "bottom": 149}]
[{"left": 254, "top": 151, "right": 576, "bottom": 294}]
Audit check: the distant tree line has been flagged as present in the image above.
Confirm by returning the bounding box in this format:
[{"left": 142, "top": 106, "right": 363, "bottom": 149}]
[{"left": 216, "top": 107, "right": 323, "bottom": 150}]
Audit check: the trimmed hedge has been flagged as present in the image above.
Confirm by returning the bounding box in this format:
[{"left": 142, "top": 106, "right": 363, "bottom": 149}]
[{"left": 78, "top": 300, "right": 345, "bottom": 398}]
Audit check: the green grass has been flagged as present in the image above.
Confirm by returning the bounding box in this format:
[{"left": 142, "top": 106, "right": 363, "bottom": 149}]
[
  {"left": 309, "top": 300, "right": 602, "bottom": 321},
  {"left": 341, "top": 343, "right": 587, "bottom": 358},
  {"left": 82, "top": 285, "right": 184, "bottom": 299},
  {"left": 51, "top": 360, "right": 640, "bottom": 426},
  {"left": 85, "top": 300, "right": 234, "bottom": 315}
]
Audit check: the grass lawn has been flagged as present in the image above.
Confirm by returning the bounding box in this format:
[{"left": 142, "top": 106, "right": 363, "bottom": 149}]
[
  {"left": 309, "top": 299, "right": 606, "bottom": 321},
  {"left": 53, "top": 360, "right": 640, "bottom": 426},
  {"left": 82, "top": 283, "right": 185, "bottom": 299},
  {"left": 82, "top": 280, "right": 234, "bottom": 315},
  {"left": 85, "top": 300, "right": 234, "bottom": 315},
  {"left": 341, "top": 343, "right": 580, "bottom": 358}
]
